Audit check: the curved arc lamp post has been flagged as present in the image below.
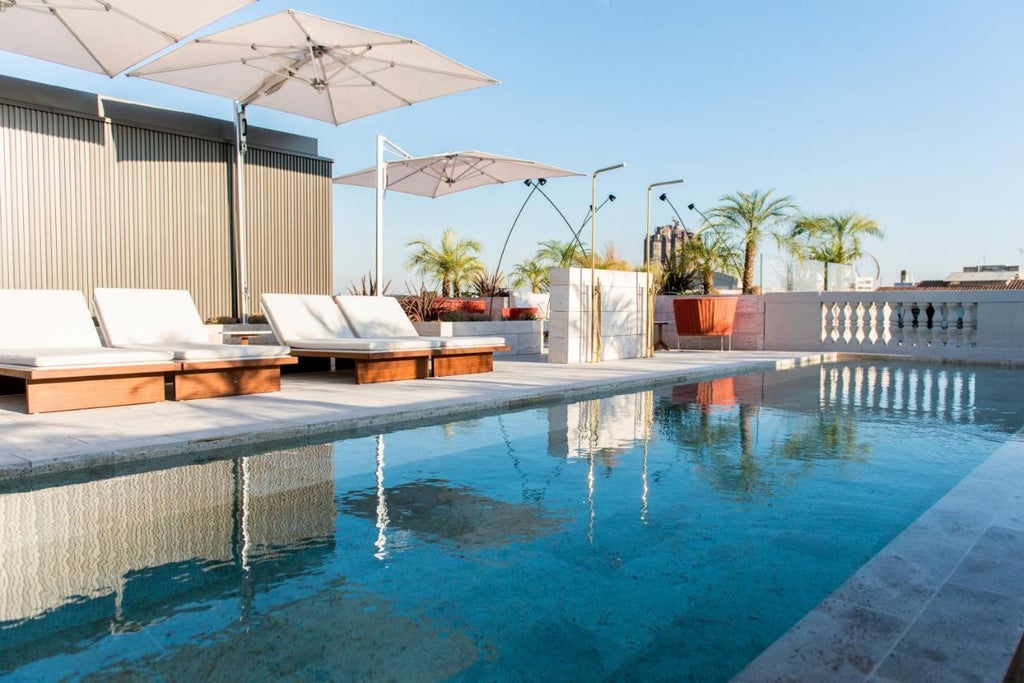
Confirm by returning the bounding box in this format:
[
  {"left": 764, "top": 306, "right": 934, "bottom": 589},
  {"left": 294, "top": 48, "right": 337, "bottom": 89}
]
[
  {"left": 588, "top": 163, "right": 625, "bottom": 363},
  {"left": 644, "top": 178, "right": 685, "bottom": 357}
]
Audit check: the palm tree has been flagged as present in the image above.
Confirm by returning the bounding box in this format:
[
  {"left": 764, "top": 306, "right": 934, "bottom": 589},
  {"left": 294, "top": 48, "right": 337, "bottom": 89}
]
[
  {"left": 536, "top": 239, "right": 587, "bottom": 268},
  {"left": 710, "top": 189, "right": 796, "bottom": 294},
  {"left": 511, "top": 257, "right": 550, "bottom": 293},
  {"left": 787, "top": 212, "right": 883, "bottom": 291},
  {"left": 406, "top": 227, "right": 484, "bottom": 297},
  {"left": 681, "top": 228, "right": 744, "bottom": 294}
]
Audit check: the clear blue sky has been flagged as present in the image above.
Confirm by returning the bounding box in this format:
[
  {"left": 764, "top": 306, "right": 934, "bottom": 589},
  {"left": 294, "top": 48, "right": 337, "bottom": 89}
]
[{"left": 2, "top": 0, "right": 1021, "bottom": 290}]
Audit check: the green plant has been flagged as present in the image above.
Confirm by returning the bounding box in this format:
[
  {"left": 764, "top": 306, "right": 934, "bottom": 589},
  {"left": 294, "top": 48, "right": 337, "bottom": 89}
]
[
  {"left": 406, "top": 227, "right": 484, "bottom": 297},
  {"left": 204, "top": 315, "right": 239, "bottom": 324},
  {"left": 709, "top": 189, "right": 797, "bottom": 294},
  {"left": 439, "top": 310, "right": 492, "bottom": 322},
  {"left": 510, "top": 257, "right": 550, "bottom": 293},
  {"left": 786, "top": 212, "right": 884, "bottom": 291},
  {"left": 681, "top": 227, "right": 744, "bottom": 294},
  {"left": 537, "top": 239, "right": 587, "bottom": 268},
  {"left": 398, "top": 284, "right": 442, "bottom": 322},
  {"left": 657, "top": 250, "right": 699, "bottom": 294},
  {"left": 469, "top": 269, "right": 508, "bottom": 297},
  {"left": 346, "top": 271, "right": 391, "bottom": 296}
]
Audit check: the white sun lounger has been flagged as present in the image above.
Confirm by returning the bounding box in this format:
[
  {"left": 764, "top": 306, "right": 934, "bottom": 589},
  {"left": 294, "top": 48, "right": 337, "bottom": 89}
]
[
  {"left": 334, "top": 295, "right": 508, "bottom": 377},
  {"left": 0, "top": 290, "right": 176, "bottom": 413},
  {"left": 93, "top": 288, "right": 297, "bottom": 400},
  {"left": 260, "top": 293, "right": 436, "bottom": 384}
]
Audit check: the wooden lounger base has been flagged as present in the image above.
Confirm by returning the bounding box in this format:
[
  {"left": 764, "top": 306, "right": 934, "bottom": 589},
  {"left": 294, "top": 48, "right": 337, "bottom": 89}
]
[
  {"left": 0, "top": 363, "right": 177, "bottom": 414},
  {"left": 431, "top": 346, "right": 509, "bottom": 377},
  {"left": 291, "top": 349, "right": 431, "bottom": 384},
  {"left": 172, "top": 357, "right": 298, "bottom": 400}
]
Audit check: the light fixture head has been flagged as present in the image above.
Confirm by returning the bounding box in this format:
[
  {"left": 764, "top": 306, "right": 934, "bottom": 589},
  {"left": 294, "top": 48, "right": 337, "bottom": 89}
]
[
  {"left": 608, "top": 194, "right": 616, "bottom": 202},
  {"left": 523, "top": 179, "right": 533, "bottom": 187},
  {"left": 537, "top": 178, "right": 547, "bottom": 186},
  {"left": 659, "top": 193, "right": 667, "bottom": 202},
  {"left": 687, "top": 203, "right": 696, "bottom": 210}
]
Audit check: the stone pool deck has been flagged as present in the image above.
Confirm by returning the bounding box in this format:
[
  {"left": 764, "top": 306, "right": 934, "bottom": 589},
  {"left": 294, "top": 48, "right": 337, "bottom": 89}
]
[{"left": 1, "top": 349, "right": 1022, "bottom": 682}]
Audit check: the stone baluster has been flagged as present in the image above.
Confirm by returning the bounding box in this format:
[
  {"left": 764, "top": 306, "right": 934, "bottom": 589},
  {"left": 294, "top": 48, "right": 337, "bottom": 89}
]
[
  {"left": 880, "top": 302, "right": 893, "bottom": 345},
  {"left": 936, "top": 303, "right": 949, "bottom": 346},
  {"left": 909, "top": 302, "right": 921, "bottom": 346},
  {"left": 922, "top": 303, "right": 935, "bottom": 346},
  {"left": 952, "top": 303, "right": 965, "bottom": 346},
  {"left": 964, "top": 303, "right": 977, "bottom": 346},
  {"left": 894, "top": 301, "right": 906, "bottom": 345},
  {"left": 853, "top": 302, "right": 866, "bottom": 344},
  {"left": 841, "top": 302, "right": 853, "bottom": 343}
]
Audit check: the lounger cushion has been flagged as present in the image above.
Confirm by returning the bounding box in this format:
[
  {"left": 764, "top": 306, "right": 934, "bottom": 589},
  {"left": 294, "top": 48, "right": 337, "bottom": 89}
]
[
  {"left": 0, "top": 290, "right": 103, "bottom": 349},
  {"left": 0, "top": 347, "right": 173, "bottom": 368},
  {"left": 286, "top": 338, "right": 437, "bottom": 352},
  {"left": 119, "top": 342, "right": 292, "bottom": 361},
  {"left": 335, "top": 295, "right": 419, "bottom": 338},
  {"left": 94, "top": 288, "right": 210, "bottom": 346},
  {"left": 261, "top": 293, "right": 357, "bottom": 344}
]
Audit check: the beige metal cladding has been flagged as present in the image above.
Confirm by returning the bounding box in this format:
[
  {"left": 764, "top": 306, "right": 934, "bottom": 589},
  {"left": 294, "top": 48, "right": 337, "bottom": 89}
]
[
  {"left": 243, "top": 148, "right": 333, "bottom": 316},
  {"left": 0, "top": 101, "right": 331, "bottom": 320}
]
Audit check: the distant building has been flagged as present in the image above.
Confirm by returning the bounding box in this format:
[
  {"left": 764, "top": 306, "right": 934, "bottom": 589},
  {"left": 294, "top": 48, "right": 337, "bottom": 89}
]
[
  {"left": 646, "top": 219, "right": 692, "bottom": 265},
  {"left": 879, "top": 264, "right": 1024, "bottom": 292}
]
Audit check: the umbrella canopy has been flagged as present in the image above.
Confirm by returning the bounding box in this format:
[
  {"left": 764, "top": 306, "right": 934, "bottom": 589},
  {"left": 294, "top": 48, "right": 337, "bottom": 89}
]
[
  {"left": 0, "top": 0, "right": 255, "bottom": 77},
  {"left": 128, "top": 10, "right": 498, "bottom": 321},
  {"left": 129, "top": 9, "right": 499, "bottom": 125},
  {"left": 333, "top": 151, "right": 581, "bottom": 198}
]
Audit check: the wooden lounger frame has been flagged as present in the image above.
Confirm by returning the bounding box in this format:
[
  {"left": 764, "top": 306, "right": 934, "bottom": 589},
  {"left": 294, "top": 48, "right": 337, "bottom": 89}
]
[
  {"left": 172, "top": 356, "right": 298, "bottom": 400},
  {"left": 289, "top": 349, "right": 432, "bottom": 384},
  {"left": 0, "top": 362, "right": 177, "bottom": 414},
  {"left": 431, "top": 345, "right": 510, "bottom": 378}
]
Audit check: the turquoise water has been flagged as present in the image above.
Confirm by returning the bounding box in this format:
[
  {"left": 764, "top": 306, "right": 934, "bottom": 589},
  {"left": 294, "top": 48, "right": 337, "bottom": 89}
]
[{"left": 1, "top": 361, "right": 1022, "bottom": 681}]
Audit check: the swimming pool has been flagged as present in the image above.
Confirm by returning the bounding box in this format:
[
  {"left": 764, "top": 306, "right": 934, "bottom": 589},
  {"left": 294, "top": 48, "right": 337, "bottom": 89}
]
[{"left": 1, "top": 360, "right": 1021, "bottom": 681}]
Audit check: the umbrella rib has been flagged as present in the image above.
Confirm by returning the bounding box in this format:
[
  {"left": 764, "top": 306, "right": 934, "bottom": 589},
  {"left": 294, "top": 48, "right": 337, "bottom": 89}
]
[
  {"left": 347, "top": 53, "right": 498, "bottom": 83},
  {"left": 39, "top": 0, "right": 113, "bottom": 75}
]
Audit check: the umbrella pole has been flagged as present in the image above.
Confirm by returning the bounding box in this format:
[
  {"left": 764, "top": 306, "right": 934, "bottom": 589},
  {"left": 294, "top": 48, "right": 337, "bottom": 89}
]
[
  {"left": 235, "top": 102, "right": 249, "bottom": 323},
  {"left": 375, "top": 135, "right": 385, "bottom": 296}
]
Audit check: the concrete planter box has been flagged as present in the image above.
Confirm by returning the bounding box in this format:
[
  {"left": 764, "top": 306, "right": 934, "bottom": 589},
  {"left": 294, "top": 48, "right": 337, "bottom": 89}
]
[{"left": 413, "top": 319, "right": 543, "bottom": 355}]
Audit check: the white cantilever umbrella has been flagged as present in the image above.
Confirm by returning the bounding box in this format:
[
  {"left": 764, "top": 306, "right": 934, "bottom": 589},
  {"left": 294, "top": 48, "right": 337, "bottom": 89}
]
[
  {"left": 334, "top": 150, "right": 581, "bottom": 199},
  {"left": 334, "top": 148, "right": 581, "bottom": 293},
  {"left": 0, "top": 0, "right": 256, "bottom": 76},
  {"left": 130, "top": 9, "right": 498, "bottom": 320}
]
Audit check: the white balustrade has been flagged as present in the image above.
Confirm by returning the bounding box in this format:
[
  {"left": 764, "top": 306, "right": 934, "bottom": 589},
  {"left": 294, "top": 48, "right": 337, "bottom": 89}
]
[{"left": 817, "top": 294, "right": 979, "bottom": 350}]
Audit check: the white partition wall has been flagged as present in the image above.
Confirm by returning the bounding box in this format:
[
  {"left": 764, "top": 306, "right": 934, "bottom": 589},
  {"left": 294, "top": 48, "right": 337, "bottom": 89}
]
[{"left": 548, "top": 267, "right": 649, "bottom": 364}]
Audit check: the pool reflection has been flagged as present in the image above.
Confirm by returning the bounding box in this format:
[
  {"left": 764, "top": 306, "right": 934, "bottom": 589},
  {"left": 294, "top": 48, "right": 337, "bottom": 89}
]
[{"left": 0, "top": 445, "right": 336, "bottom": 673}]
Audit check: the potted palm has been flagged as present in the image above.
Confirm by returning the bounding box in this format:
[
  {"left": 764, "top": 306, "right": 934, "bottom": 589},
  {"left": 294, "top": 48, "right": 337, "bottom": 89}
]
[{"left": 671, "top": 226, "right": 743, "bottom": 339}]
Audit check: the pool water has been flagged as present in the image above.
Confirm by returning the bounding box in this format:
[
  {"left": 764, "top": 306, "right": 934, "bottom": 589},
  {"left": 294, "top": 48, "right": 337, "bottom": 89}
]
[{"left": 1, "top": 361, "right": 1022, "bottom": 681}]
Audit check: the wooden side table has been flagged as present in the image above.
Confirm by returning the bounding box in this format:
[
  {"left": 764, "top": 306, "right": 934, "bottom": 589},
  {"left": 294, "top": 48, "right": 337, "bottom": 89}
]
[
  {"left": 221, "top": 330, "right": 274, "bottom": 345},
  {"left": 653, "top": 320, "right": 670, "bottom": 351}
]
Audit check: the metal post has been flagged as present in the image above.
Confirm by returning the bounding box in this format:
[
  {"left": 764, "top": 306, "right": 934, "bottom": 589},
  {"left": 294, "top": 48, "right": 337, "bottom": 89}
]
[
  {"left": 372, "top": 135, "right": 413, "bottom": 296},
  {"left": 234, "top": 102, "right": 249, "bottom": 323},
  {"left": 645, "top": 179, "right": 685, "bottom": 357},
  {"left": 374, "top": 134, "right": 385, "bottom": 296},
  {"left": 589, "top": 163, "right": 625, "bottom": 363}
]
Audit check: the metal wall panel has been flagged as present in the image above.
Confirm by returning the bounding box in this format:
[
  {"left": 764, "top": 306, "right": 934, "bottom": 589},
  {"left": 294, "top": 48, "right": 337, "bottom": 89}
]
[{"left": 0, "top": 101, "right": 331, "bottom": 320}]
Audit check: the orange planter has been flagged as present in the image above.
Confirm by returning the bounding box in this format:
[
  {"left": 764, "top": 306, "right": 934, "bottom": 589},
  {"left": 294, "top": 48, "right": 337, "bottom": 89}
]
[{"left": 672, "top": 296, "right": 738, "bottom": 336}]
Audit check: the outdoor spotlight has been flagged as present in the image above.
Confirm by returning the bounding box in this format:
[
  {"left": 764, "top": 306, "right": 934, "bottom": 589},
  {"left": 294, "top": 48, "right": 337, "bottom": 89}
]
[
  {"left": 659, "top": 193, "right": 667, "bottom": 201},
  {"left": 523, "top": 179, "right": 533, "bottom": 187},
  {"left": 687, "top": 203, "right": 695, "bottom": 210},
  {"left": 537, "top": 178, "right": 548, "bottom": 186},
  {"left": 609, "top": 194, "right": 616, "bottom": 201}
]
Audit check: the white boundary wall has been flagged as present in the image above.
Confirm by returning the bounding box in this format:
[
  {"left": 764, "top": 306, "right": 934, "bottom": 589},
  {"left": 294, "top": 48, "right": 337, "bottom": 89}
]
[{"left": 549, "top": 267, "right": 649, "bottom": 364}]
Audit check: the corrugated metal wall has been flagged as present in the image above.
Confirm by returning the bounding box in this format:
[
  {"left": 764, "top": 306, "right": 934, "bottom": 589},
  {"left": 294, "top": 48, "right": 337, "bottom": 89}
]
[{"left": 0, "top": 101, "right": 332, "bottom": 319}]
